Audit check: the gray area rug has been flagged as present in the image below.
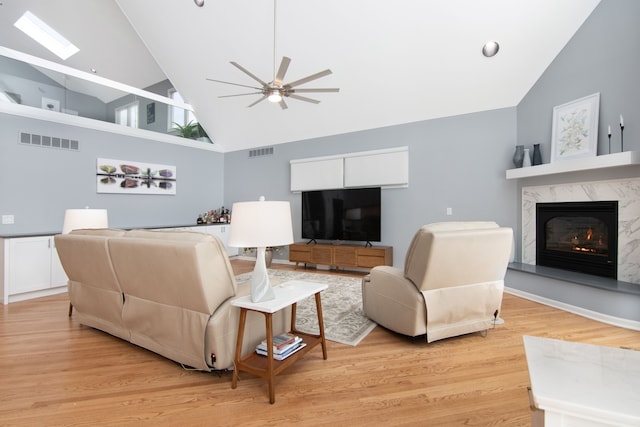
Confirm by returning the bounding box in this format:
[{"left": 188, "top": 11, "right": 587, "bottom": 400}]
[{"left": 234, "top": 269, "right": 376, "bottom": 346}]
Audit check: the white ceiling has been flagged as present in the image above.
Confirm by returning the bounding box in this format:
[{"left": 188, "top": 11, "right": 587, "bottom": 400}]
[{"left": 0, "top": 0, "right": 600, "bottom": 153}]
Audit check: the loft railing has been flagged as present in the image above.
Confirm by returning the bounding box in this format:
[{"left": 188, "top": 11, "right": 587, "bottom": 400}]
[{"left": 0, "top": 46, "right": 217, "bottom": 151}]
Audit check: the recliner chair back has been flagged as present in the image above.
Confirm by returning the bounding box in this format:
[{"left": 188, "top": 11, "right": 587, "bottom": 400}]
[{"left": 404, "top": 222, "right": 513, "bottom": 292}]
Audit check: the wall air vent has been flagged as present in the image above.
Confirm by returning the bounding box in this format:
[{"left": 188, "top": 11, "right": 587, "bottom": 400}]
[
  {"left": 19, "top": 132, "right": 79, "bottom": 151},
  {"left": 248, "top": 146, "right": 274, "bottom": 158}
]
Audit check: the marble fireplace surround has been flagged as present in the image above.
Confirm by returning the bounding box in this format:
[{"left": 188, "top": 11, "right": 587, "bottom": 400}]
[{"left": 522, "top": 177, "right": 640, "bottom": 285}]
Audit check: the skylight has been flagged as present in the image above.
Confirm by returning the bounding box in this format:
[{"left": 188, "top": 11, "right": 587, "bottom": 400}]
[{"left": 14, "top": 11, "right": 79, "bottom": 60}]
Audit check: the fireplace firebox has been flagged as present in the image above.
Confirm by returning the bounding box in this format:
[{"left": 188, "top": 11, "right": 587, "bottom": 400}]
[{"left": 536, "top": 201, "right": 618, "bottom": 279}]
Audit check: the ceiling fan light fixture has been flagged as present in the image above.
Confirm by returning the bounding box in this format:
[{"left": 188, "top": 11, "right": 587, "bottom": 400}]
[{"left": 268, "top": 90, "right": 282, "bottom": 103}]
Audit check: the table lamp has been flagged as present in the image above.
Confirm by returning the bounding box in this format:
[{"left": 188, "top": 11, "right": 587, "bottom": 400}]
[
  {"left": 228, "top": 197, "right": 294, "bottom": 302},
  {"left": 62, "top": 207, "right": 109, "bottom": 234}
]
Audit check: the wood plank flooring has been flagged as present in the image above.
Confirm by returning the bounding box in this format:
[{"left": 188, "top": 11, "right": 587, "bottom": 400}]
[{"left": 1, "top": 260, "right": 639, "bottom": 426}]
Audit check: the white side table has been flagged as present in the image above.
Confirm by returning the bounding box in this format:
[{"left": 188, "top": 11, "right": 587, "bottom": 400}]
[
  {"left": 231, "top": 280, "right": 328, "bottom": 404},
  {"left": 524, "top": 335, "right": 640, "bottom": 427}
]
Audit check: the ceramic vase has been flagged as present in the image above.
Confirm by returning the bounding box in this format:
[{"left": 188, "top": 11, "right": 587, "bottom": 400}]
[
  {"left": 513, "top": 145, "right": 525, "bottom": 168},
  {"left": 523, "top": 148, "right": 532, "bottom": 167},
  {"left": 532, "top": 144, "right": 542, "bottom": 166}
]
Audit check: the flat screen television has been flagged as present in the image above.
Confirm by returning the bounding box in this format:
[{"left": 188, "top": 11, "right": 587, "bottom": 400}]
[{"left": 301, "top": 187, "right": 381, "bottom": 243}]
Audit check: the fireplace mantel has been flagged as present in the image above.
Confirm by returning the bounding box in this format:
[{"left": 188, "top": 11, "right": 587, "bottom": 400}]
[{"left": 506, "top": 151, "right": 640, "bottom": 180}]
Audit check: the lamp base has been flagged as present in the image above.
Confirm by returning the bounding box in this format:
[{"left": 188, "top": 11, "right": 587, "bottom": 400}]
[{"left": 250, "top": 247, "right": 275, "bottom": 302}]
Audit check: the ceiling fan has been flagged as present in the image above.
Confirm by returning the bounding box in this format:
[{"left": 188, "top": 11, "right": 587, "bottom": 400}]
[
  {"left": 205, "top": 0, "right": 339, "bottom": 110},
  {"left": 207, "top": 57, "right": 339, "bottom": 110}
]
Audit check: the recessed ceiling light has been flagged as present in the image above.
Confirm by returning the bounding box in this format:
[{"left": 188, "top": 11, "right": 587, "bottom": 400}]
[
  {"left": 482, "top": 41, "right": 500, "bottom": 58},
  {"left": 90, "top": 68, "right": 97, "bottom": 74},
  {"left": 194, "top": 0, "right": 204, "bottom": 6},
  {"left": 14, "top": 11, "right": 79, "bottom": 60}
]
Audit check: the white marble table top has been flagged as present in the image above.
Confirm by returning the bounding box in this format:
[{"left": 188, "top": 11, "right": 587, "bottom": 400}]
[
  {"left": 523, "top": 335, "right": 640, "bottom": 426},
  {"left": 231, "top": 280, "right": 328, "bottom": 313}
]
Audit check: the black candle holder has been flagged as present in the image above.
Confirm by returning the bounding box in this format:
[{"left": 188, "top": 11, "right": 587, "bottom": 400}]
[
  {"left": 620, "top": 124, "right": 624, "bottom": 152},
  {"left": 608, "top": 132, "right": 612, "bottom": 154}
]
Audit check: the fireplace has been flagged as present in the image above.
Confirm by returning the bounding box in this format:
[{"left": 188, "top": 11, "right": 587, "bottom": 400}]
[{"left": 536, "top": 201, "right": 618, "bottom": 279}]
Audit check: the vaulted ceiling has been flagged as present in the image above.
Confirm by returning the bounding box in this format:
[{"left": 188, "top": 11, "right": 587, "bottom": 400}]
[{"left": 0, "top": 0, "right": 600, "bottom": 152}]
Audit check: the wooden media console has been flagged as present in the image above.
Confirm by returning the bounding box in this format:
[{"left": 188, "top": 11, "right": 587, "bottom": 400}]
[{"left": 289, "top": 242, "right": 392, "bottom": 270}]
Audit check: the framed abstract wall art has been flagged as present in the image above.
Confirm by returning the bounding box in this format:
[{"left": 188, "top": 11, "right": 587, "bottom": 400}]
[
  {"left": 97, "top": 158, "right": 177, "bottom": 195},
  {"left": 550, "top": 93, "right": 600, "bottom": 163}
]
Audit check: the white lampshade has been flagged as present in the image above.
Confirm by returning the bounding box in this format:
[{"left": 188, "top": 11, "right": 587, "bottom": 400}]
[
  {"left": 228, "top": 199, "right": 294, "bottom": 248},
  {"left": 62, "top": 208, "right": 108, "bottom": 234},
  {"left": 228, "top": 197, "right": 293, "bottom": 302}
]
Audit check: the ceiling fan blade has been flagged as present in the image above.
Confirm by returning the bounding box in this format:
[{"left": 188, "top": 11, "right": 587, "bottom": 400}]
[
  {"left": 290, "top": 88, "right": 340, "bottom": 93},
  {"left": 206, "top": 78, "right": 262, "bottom": 90},
  {"left": 230, "top": 61, "right": 269, "bottom": 87},
  {"left": 247, "top": 95, "right": 268, "bottom": 108},
  {"left": 273, "top": 56, "right": 291, "bottom": 87},
  {"left": 284, "top": 69, "right": 332, "bottom": 89},
  {"left": 279, "top": 98, "right": 288, "bottom": 110},
  {"left": 218, "top": 92, "right": 264, "bottom": 98},
  {"left": 288, "top": 94, "right": 320, "bottom": 104}
]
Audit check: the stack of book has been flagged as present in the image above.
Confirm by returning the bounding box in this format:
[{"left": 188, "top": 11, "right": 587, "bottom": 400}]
[{"left": 256, "top": 333, "right": 306, "bottom": 360}]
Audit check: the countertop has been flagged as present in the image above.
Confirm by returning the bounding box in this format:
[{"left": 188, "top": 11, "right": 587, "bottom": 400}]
[
  {"left": 524, "top": 335, "right": 640, "bottom": 426},
  {"left": 0, "top": 222, "right": 230, "bottom": 239}
]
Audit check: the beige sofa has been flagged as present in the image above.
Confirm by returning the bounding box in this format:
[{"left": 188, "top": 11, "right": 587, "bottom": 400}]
[
  {"left": 55, "top": 228, "right": 289, "bottom": 371},
  {"left": 362, "top": 222, "right": 513, "bottom": 342}
]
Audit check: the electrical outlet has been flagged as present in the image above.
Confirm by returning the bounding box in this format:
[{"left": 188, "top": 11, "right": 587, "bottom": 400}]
[
  {"left": 446, "top": 207, "right": 453, "bottom": 216},
  {"left": 2, "top": 214, "right": 15, "bottom": 224}
]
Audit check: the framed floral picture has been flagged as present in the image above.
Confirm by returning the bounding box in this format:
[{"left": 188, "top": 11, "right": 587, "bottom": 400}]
[{"left": 550, "top": 93, "right": 600, "bottom": 162}]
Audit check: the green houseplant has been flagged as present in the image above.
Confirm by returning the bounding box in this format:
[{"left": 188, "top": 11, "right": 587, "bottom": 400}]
[
  {"left": 171, "top": 121, "right": 213, "bottom": 143},
  {"left": 172, "top": 120, "right": 199, "bottom": 139}
]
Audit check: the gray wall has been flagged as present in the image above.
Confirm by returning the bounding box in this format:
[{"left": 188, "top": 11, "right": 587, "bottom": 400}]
[
  {"left": 0, "top": 113, "right": 225, "bottom": 234},
  {"left": 513, "top": 0, "right": 640, "bottom": 260},
  {"left": 508, "top": 0, "right": 640, "bottom": 316},
  {"left": 224, "top": 107, "right": 519, "bottom": 267},
  {"left": 518, "top": 0, "right": 639, "bottom": 159}
]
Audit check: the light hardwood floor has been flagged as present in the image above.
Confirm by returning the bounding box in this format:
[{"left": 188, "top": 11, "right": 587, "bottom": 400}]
[{"left": 1, "top": 260, "right": 638, "bottom": 426}]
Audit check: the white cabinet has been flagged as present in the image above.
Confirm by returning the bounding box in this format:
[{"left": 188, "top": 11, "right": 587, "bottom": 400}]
[
  {"left": 151, "top": 225, "right": 238, "bottom": 257},
  {"left": 188, "top": 225, "right": 238, "bottom": 257},
  {"left": 1, "top": 235, "right": 68, "bottom": 304}
]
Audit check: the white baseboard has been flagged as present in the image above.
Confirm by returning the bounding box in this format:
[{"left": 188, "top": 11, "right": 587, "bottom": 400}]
[
  {"left": 505, "top": 287, "right": 640, "bottom": 331},
  {"left": 7, "top": 285, "right": 67, "bottom": 304}
]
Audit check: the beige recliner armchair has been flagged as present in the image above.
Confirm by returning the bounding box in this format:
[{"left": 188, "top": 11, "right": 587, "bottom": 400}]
[{"left": 362, "top": 222, "right": 513, "bottom": 342}]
